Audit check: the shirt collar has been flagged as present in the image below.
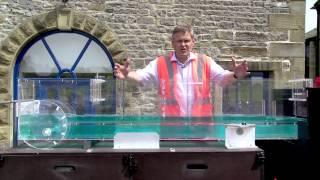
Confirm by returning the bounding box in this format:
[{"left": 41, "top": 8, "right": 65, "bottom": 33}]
[{"left": 170, "top": 52, "right": 197, "bottom": 64}]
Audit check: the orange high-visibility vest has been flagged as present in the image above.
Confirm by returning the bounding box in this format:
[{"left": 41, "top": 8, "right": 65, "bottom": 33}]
[{"left": 157, "top": 52, "right": 213, "bottom": 117}]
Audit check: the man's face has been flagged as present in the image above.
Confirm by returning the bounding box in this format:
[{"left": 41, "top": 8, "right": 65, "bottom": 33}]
[{"left": 171, "top": 32, "right": 195, "bottom": 59}]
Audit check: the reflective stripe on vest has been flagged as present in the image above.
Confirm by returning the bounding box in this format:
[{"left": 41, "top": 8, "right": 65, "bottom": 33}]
[
  {"left": 157, "top": 53, "right": 180, "bottom": 116},
  {"left": 191, "top": 54, "right": 212, "bottom": 116},
  {"left": 157, "top": 53, "right": 213, "bottom": 117}
]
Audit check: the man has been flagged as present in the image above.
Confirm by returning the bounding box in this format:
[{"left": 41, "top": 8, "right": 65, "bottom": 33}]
[{"left": 114, "top": 25, "right": 248, "bottom": 117}]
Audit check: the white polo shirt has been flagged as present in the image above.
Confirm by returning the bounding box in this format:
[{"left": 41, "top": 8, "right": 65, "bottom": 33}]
[{"left": 136, "top": 52, "right": 230, "bottom": 116}]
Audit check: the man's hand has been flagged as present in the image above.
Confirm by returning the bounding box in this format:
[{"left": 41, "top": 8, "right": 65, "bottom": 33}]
[
  {"left": 114, "top": 58, "right": 131, "bottom": 79},
  {"left": 231, "top": 57, "right": 249, "bottom": 79}
]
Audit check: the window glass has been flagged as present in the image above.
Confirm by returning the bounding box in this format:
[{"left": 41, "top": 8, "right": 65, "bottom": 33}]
[
  {"left": 222, "top": 72, "right": 268, "bottom": 115},
  {"left": 20, "top": 40, "right": 57, "bottom": 77}
]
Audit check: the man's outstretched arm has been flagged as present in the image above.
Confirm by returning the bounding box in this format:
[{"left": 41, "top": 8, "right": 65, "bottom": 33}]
[
  {"left": 114, "top": 58, "right": 142, "bottom": 83},
  {"left": 219, "top": 57, "right": 249, "bottom": 86}
]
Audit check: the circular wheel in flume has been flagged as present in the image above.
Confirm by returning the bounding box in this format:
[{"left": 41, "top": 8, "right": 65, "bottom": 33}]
[{"left": 17, "top": 100, "right": 71, "bottom": 150}]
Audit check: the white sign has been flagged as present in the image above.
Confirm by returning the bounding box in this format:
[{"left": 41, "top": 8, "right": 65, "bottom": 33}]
[
  {"left": 225, "top": 124, "right": 257, "bottom": 149},
  {"left": 114, "top": 132, "right": 160, "bottom": 149}
]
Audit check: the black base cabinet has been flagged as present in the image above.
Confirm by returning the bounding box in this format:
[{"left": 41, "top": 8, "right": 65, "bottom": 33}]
[{"left": 0, "top": 148, "right": 263, "bottom": 180}]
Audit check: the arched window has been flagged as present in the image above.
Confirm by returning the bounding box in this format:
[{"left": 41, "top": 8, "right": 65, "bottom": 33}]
[
  {"left": 15, "top": 29, "right": 114, "bottom": 79},
  {"left": 14, "top": 29, "right": 116, "bottom": 114}
]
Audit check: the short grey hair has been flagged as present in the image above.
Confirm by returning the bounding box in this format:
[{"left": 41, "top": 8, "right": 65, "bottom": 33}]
[{"left": 171, "top": 25, "right": 194, "bottom": 40}]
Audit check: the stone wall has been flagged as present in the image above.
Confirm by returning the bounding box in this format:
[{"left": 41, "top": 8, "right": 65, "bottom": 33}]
[
  {"left": 0, "top": 0, "right": 306, "bottom": 145},
  {"left": 0, "top": 1, "right": 305, "bottom": 69}
]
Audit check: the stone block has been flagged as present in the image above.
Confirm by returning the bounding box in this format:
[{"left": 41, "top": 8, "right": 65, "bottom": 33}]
[
  {"left": 92, "top": 23, "right": 109, "bottom": 39},
  {"left": 215, "top": 30, "right": 233, "bottom": 40},
  {"left": 235, "top": 31, "right": 268, "bottom": 42},
  {"left": 0, "top": 108, "right": 8, "bottom": 124},
  {"left": 269, "top": 14, "right": 304, "bottom": 30},
  {"left": 1, "top": 38, "right": 19, "bottom": 54},
  {"left": 57, "top": 8, "right": 73, "bottom": 31},
  {"left": 268, "top": 42, "right": 304, "bottom": 57},
  {"left": 72, "top": 13, "right": 86, "bottom": 29},
  {"left": 0, "top": 125, "right": 9, "bottom": 142},
  {"left": 0, "top": 66, "right": 8, "bottom": 77},
  {"left": 19, "top": 23, "right": 38, "bottom": 37},
  {"left": 9, "top": 28, "right": 28, "bottom": 45},
  {"left": 101, "top": 30, "right": 117, "bottom": 46},
  {"left": 33, "top": 11, "right": 57, "bottom": 31},
  {"left": 159, "top": 17, "right": 175, "bottom": 26},
  {"left": 290, "top": 58, "right": 305, "bottom": 76},
  {"left": 289, "top": 1, "right": 305, "bottom": 15},
  {"left": 137, "top": 16, "right": 155, "bottom": 25},
  {"left": 233, "top": 47, "right": 267, "bottom": 57},
  {"left": 83, "top": 16, "right": 97, "bottom": 33},
  {"left": 289, "top": 30, "right": 305, "bottom": 42},
  {"left": 0, "top": 51, "right": 13, "bottom": 66}
]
